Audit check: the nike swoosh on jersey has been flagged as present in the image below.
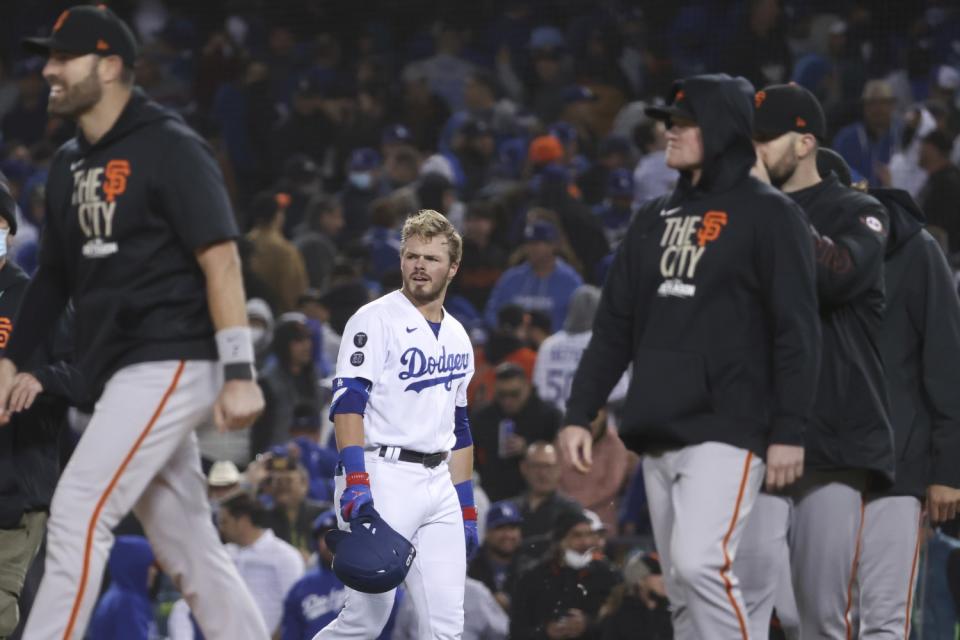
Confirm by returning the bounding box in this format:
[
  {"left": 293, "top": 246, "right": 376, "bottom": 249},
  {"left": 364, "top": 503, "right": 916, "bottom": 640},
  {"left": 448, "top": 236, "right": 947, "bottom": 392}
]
[
  {"left": 70, "top": 160, "right": 84, "bottom": 171},
  {"left": 660, "top": 206, "right": 683, "bottom": 217},
  {"left": 406, "top": 327, "right": 417, "bottom": 333}
]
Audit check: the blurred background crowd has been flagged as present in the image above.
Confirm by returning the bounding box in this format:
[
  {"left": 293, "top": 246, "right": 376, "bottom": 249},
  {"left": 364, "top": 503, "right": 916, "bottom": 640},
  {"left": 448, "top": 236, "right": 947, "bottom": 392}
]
[{"left": 3, "top": 0, "right": 960, "bottom": 638}]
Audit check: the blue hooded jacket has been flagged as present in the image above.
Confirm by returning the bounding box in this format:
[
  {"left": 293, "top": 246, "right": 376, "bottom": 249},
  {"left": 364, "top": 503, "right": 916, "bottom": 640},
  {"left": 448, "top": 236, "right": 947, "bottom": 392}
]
[{"left": 89, "top": 536, "right": 156, "bottom": 640}]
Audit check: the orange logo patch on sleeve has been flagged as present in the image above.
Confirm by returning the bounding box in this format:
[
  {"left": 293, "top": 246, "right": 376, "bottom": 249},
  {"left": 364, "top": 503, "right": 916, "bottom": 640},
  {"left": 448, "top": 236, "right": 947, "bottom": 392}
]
[
  {"left": 53, "top": 10, "right": 70, "bottom": 32},
  {"left": 674, "top": 89, "right": 685, "bottom": 103},
  {"left": 754, "top": 91, "right": 767, "bottom": 108},
  {"left": 0, "top": 317, "right": 12, "bottom": 349},
  {"left": 102, "top": 159, "right": 131, "bottom": 202},
  {"left": 697, "top": 211, "right": 728, "bottom": 247}
]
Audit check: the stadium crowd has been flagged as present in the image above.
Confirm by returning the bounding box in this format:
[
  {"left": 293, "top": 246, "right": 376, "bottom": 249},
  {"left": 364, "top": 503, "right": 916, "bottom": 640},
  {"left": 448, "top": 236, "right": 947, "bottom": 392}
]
[{"left": 2, "top": 0, "right": 960, "bottom": 638}]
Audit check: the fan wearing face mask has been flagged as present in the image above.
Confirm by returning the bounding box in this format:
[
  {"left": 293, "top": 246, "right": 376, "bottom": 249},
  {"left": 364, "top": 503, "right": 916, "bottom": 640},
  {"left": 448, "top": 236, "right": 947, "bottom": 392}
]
[{"left": 510, "top": 511, "right": 621, "bottom": 639}]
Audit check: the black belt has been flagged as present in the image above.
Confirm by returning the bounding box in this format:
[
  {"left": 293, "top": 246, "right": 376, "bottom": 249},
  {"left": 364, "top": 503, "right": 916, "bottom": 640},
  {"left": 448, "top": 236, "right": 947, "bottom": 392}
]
[{"left": 378, "top": 447, "right": 447, "bottom": 468}]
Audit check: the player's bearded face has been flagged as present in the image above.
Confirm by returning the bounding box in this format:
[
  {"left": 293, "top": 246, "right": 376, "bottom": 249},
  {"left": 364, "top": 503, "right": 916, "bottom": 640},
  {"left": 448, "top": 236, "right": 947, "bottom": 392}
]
[
  {"left": 401, "top": 235, "right": 458, "bottom": 304},
  {"left": 44, "top": 53, "right": 103, "bottom": 118},
  {"left": 757, "top": 134, "right": 800, "bottom": 189}
]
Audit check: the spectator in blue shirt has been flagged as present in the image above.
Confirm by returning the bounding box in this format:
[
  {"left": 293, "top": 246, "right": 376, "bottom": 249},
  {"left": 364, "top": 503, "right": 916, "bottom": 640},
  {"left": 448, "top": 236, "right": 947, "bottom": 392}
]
[
  {"left": 484, "top": 221, "right": 583, "bottom": 332},
  {"left": 832, "top": 79, "right": 901, "bottom": 186},
  {"left": 88, "top": 536, "right": 157, "bottom": 640}
]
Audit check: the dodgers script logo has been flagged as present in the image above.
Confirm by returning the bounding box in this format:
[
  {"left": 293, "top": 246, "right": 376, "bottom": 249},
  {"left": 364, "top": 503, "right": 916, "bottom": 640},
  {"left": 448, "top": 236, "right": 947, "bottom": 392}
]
[{"left": 399, "top": 346, "right": 470, "bottom": 393}]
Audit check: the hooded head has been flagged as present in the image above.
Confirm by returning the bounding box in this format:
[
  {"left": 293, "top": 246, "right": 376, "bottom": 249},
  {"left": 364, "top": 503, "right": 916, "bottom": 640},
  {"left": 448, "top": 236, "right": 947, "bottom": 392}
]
[
  {"left": 646, "top": 74, "right": 757, "bottom": 195},
  {"left": 246, "top": 298, "right": 275, "bottom": 357},
  {"left": 563, "top": 285, "right": 601, "bottom": 333},
  {"left": 107, "top": 536, "right": 155, "bottom": 595}
]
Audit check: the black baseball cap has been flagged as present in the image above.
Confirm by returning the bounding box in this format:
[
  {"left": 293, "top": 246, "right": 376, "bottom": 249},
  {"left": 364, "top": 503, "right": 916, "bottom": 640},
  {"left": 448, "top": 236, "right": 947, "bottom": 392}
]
[
  {"left": 645, "top": 82, "right": 697, "bottom": 124},
  {"left": 22, "top": 5, "right": 139, "bottom": 68},
  {"left": 753, "top": 83, "right": 826, "bottom": 142}
]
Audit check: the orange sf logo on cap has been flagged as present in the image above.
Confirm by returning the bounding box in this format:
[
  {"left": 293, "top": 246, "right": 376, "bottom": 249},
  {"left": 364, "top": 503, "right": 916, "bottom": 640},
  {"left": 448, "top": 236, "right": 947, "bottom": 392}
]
[
  {"left": 674, "top": 90, "right": 685, "bottom": 103},
  {"left": 96, "top": 39, "right": 110, "bottom": 51},
  {"left": 754, "top": 91, "right": 767, "bottom": 108},
  {"left": 53, "top": 10, "right": 70, "bottom": 32},
  {"left": 796, "top": 117, "right": 807, "bottom": 128}
]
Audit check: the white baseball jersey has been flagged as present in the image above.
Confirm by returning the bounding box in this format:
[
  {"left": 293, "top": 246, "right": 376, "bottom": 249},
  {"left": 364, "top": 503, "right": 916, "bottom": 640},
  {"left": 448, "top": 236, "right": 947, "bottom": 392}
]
[
  {"left": 533, "top": 330, "right": 629, "bottom": 414},
  {"left": 333, "top": 290, "right": 474, "bottom": 453}
]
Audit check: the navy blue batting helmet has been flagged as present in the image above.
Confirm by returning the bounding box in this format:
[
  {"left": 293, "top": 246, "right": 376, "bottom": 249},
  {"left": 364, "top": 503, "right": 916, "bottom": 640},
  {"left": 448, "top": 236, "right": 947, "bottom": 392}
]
[{"left": 325, "top": 509, "right": 416, "bottom": 593}]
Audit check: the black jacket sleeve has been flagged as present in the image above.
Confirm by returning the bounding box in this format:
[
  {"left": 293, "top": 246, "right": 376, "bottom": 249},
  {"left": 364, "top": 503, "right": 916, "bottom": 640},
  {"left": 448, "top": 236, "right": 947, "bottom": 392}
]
[
  {"left": 563, "top": 205, "right": 654, "bottom": 428},
  {"left": 758, "top": 203, "right": 822, "bottom": 445},
  {"left": 155, "top": 127, "right": 239, "bottom": 251},
  {"left": 813, "top": 203, "right": 888, "bottom": 306},
  {"left": 916, "top": 233, "right": 960, "bottom": 488},
  {"left": 6, "top": 198, "right": 71, "bottom": 370},
  {"left": 30, "top": 305, "right": 84, "bottom": 405}
]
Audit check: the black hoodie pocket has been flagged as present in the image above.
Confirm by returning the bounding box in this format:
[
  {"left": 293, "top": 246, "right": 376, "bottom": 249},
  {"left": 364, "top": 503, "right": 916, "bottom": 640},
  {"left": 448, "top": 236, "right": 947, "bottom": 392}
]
[{"left": 628, "top": 348, "right": 712, "bottom": 423}]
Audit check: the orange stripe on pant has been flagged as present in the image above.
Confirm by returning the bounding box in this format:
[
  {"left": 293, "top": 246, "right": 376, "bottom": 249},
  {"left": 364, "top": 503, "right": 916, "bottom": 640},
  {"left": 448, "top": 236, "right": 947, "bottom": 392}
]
[
  {"left": 844, "top": 498, "right": 867, "bottom": 640},
  {"left": 62, "top": 360, "right": 185, "bottom": 640},
  {"left": 903, "top": 510, "right": 924, "bottom": 638},
  {"left": 720, "top": 451, "right": 754, "bottom": 640}
]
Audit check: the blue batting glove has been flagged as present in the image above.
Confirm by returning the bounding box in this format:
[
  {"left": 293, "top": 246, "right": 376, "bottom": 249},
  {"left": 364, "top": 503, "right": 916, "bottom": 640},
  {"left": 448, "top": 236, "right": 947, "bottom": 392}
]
[
  {"left": 463, "top": 514, "right": 479, "bottom": 560},
  {"left": 340, "top": 472, "right": 373, "bottom": 521}
]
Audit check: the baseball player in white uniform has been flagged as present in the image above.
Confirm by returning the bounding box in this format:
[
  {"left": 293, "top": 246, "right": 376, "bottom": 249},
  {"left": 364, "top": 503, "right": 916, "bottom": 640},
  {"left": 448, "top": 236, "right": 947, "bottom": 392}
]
[{"left": 316, "top": 209, "right": 476, "bottom": 639}]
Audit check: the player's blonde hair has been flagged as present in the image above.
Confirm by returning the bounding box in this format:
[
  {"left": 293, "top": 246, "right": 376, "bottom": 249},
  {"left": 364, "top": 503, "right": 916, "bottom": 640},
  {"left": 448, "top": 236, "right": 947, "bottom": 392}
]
[{"left": 400, "top": 209, "right": 463, "bottom": 265}]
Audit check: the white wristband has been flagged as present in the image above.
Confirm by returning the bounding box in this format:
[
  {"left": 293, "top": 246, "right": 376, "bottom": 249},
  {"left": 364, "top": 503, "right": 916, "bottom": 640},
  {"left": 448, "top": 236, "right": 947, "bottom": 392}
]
[{"left": 215, "top": 326, "right": 255, "bottom": 364}]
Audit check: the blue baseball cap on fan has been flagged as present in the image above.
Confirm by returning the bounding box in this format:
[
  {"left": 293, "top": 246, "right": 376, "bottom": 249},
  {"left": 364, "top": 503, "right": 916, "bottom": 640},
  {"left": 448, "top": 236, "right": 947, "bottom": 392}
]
[
  {"left": 523, "top": 221, "right": 559, "bottom": 243},
  {"left": 382, "top": 124, "right": 413, "bottom": 146},
  {"left": 349, "top": 148, "right": 382, "bottom": 172},
  {"left": 486, "top": 501, "right": 523, "bottom": 529},
  {"left": 607, "top": 168, "right": 634, "bottom": 198}
]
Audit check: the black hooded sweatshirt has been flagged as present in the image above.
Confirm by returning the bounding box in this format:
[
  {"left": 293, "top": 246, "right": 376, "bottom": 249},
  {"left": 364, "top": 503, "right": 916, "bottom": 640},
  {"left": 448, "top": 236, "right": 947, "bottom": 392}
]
[
  {"left": 870, "top": 187, "right": 960, "bottom": 498},
  {"left": 5, "top": 89, "right": 239, "bottom": 401},
  {"left": 0, "top": 262, "right": 82, "bottom": 528},
  {"left": 787, "top": 176, "right": 894, "bottom": 488},
  {"left": 565, "top": 75, "right": 821, "bottom": 458}
]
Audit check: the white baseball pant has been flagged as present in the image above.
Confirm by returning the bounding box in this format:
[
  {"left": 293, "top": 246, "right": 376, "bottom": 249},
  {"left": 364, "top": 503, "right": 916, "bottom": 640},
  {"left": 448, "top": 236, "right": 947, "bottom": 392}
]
[
  {"left": 315, "top": 448, "right": 466, "bottom": 639},
  {"left": 21, "top": 360, "right": 269, "bottom": 640},
  {"left": 736, "top": 471, "right": 867, "bottom": 640},
  {"left": 643, "top": 441, "right": 765, "bottom": 640},
  {"left": 853, "top": 495, "right": 923, "bottom": 639}
]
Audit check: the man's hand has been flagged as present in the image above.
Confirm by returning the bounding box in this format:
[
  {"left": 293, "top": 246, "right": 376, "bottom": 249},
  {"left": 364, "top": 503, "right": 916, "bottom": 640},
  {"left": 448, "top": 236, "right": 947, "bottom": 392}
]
[
  {"left": 214, "top": 379, "right": 265, "bottom": 432},
  {"left": 558, "top": 425, "right": 593, "bottom": 473},
  {"left": 0, "top": 358, "right": 19, "bottom": 426},
  {"left": 765, "top": 444, "right": 804, "bottom": 491},
  {"left": 8, "top": 373, "right": 43, "bottom": 413},
  {"left": 927, "top": 484, "right": 960, "bottom": 524},
  {"left": 340, "top": 476, "right": 373, "bottom": 522},
  {"left": 545, "top": 619, "right": 570, "bottom": 640},
  {"left": 463, "top": 517, "right": 479, "bottom": 559},
  {"left": 563, "top": 610, "right": 587, "bottom": 636},
  {"left": 501, "top": 433, "right": 527, "bottom": 458}
]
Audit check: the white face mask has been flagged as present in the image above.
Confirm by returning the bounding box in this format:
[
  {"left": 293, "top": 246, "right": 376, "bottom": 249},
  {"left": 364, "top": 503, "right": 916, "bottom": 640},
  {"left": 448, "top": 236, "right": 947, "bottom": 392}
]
[
  {"left": 564, "top": 548, "right": 594, "bottom": 570},
  {"left": 0, "top": 228, "right": 8, "bottom": 259},
  {"left": 349, "top": 172, "right": 373, "bottom": 190}
]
